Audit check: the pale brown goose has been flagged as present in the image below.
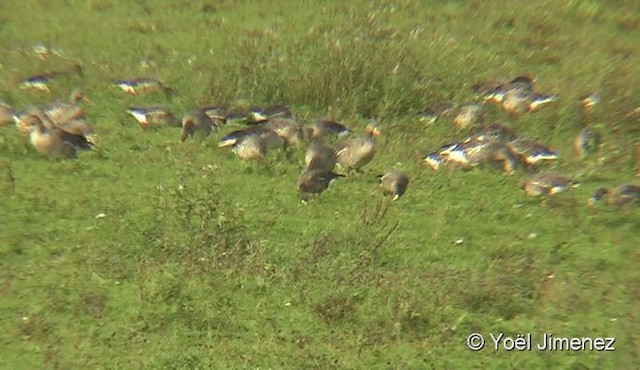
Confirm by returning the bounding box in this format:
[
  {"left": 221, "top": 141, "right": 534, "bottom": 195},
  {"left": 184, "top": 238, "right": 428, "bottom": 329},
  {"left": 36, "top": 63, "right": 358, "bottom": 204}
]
[
  {"left": 335, "top": 124, "right": 380, "bottom": 173},
  {"left": 180, "top": 109, "right": 215, "bottom": 142},
  {"left": 232, "top": 134, "right": 268, "bottom": 161},
  {"left": 27, "top": 114, "right": 93, "bottom": 159},
  {"left": 305, "top": 140, "right": 336, "bottom": 171},
  {"left": 40, "top": 88, "right": 92, "bottom": 124}
]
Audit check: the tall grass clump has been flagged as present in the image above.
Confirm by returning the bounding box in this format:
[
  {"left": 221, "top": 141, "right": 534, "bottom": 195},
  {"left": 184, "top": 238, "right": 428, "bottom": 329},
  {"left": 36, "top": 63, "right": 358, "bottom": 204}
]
[
  {"left": 133, "top": 168, "right": 267, "bottom": 278},
  {"left": 217, "top": 5, "right": 426, "bottom": 118}
]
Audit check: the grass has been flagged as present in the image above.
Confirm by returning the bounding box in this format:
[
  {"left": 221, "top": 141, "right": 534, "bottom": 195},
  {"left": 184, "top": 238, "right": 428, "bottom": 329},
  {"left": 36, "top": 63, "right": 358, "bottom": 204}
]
[{"left": 1, "top": 0, "right": 640, "bottom": 368}]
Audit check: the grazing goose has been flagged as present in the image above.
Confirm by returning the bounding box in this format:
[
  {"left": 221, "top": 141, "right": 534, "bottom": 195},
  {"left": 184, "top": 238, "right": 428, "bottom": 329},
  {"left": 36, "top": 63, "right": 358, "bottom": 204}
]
[
  {"left": 126, "top": 106, "right": 180, "bottom": 128},
  {"left": 527, "top": 93, "right": 560, "bottom": 112},
  {"left": 303, "top": 118, "right": 351, "bottom": 141},
  {"left": 57, "top": 119, "right": 98, "bottom": 145},
  {"left": 590, "top": 184, "right": 640, "bottom": 207},
  {"left": 522, "top": 172, "right": 579, "bottom": 197},
  {"left": 19, "top": 72, "right": 62, "bottom": 92},
  {"left": 335, "top": 124, "right": 380, "bottom": 173},
  {"left": 27, "top": 115, "right": 93, "bottom": 159},
  {"left": 14, "top": 107, "right": 96, "bottom": 144},
  {"left": 297, "top": 169, "right": 345, "bottom": 202},
  {"left": 476, "top": 76, "right": 558, "bottom": 118},
  {"left": 218, "top": 125, "right": 284, "bottom": 149},
  {"left": 379, "top": 169, "right": 409, "bottom": 200},
  {"left": 265, "top": 117, "right": 304, "bottom": 147},
  {"left": 180, "top": 109, "right": 215, "bottom": 142},
  {"left": 507, "top": 138, "right": 558, "bottom": 167},
  {"left": 423, "top": 152, "right": 456, "bottom": 171},
  {"left": 432, "top": 140, "right": 520, "bottom": 174},
  {"left": 246, "top": 104, "right": 293, "bottom": 124},
  {"left": 40, "top": 88, "right": 92, "bottom": 124},
  {"left": 231, "top": 134, "right": 268, "bottom": 161},
  {"left": 305, "top": 140, "right": 337, "bottom": 171},
  {"left": 114, "top": 77, "right": 174, "bottom": 96},
  {"left": 463, "top": 123, "right": 517, "bottom": 144},
  {"left": 502, "top": 77, "right": 558, "bottom": 117}
]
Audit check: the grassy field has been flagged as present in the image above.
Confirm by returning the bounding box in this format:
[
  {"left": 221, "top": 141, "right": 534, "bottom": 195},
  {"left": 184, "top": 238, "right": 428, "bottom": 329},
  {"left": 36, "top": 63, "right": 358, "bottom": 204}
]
[{"left": 1, "top": 0, "right": 640, "bottom": 368}]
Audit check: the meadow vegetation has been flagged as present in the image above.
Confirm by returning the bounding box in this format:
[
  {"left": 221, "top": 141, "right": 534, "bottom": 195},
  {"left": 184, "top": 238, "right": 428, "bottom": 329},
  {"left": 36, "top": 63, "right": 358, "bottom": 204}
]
[{"left": 1, "top": 0, "right": 639, "bottom": 368}]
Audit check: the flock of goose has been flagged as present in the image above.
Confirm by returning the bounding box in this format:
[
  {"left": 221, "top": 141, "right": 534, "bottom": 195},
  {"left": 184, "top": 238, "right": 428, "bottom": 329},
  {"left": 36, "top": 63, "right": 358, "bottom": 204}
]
[{"left": 1, "top": 44, "right": 639, "bottom": 207}]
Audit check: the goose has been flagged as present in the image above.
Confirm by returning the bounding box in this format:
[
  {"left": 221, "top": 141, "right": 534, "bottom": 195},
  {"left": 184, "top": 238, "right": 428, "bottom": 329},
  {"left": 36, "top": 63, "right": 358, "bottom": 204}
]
[
  {"left": 126, "top": 106, "right": 180, "bottom": 128},
  {"left": 335, "top": 124, "right": 380, "bottom": 173},
  {"left": 231, "top": 134, "right": 268, "bottom": 161},
  {"left": 590, "top": 184, "right": 640, "bottom": 207},
  {"left": 305, "top": 140, "right": 336, "bottom": 171},
  {"left": 297, "top": 169, "right": 345, "bottom": 202},
  {"left": 379, "top": 169, "right": 409, "bottom": 200},
  {"left": 27, "top": 114, "right": 93, "bottom": 159},
  {"left": 40, "top": 88, "right": 92, "bottom": 124},
  {"left": 114, "top": 77, "right": 175, "bottom": 96},
  {"left": 180, "top": 109, "right": 215, "bottom": 142},
  {"left": 522, "top": 172, "right": 579, "bottom": 197},
  {"left": 302, "top": 118, "right": 351, "bottom": 141}
]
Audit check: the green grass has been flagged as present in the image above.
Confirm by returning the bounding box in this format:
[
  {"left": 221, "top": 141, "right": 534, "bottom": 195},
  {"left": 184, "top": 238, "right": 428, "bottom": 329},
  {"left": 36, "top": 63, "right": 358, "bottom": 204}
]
[{"left": 1, "top": 0, "right": 640, "bottom": 368}]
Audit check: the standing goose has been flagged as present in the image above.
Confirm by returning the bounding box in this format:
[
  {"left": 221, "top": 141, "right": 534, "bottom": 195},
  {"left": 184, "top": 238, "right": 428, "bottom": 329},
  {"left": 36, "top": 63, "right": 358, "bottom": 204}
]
[
  {"left": 335, "top": 123, "right": 380, "bottom": 173},
  {"left": 27, "top": 114, "right": 93, "bottom": 159},
  {"left": 305, "top": 140, "right": 336, "bottom": 171},
  {"left": 180, "top": 109, "right": 216, "bottom": 142},
  {"left": 379, "top": 169, "right": 409, "bottom": 200},
  {"left": 297, "top": 168, "right": 345, "bottom": 202}
]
